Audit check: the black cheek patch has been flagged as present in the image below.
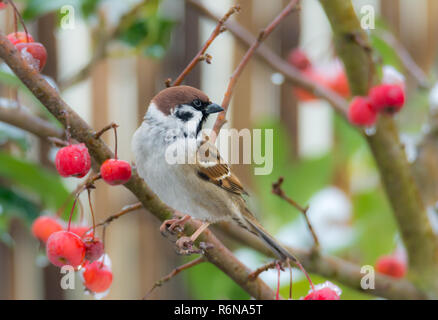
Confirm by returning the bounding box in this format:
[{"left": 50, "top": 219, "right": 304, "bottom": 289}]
[{"left": 175, "top": 110, "right": 193, "bottom": 122}]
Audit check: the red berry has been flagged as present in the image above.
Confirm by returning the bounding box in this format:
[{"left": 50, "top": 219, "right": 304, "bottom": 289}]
[
  {"left": 288, "top": 48, "right": 312, "bottom": 71},
  {"left": 31, "top": 216, "right": 63, "bottom": 243},
  {"left": 303, "top": 281, "right": 341, "bottom": 300},
  {"left": 15, "top": 42, "right": 47, "bottom": 71},
  {"left": 375, "top": 255, "right": 406, "bottom": 278},
  {"left": 328, "top": 70, "right": 350, "bottom": 98},
  {"left": 55, "top": 143, "right": 91, "bottom": 178},
  {"left": 0, "top": 2, "right": 7, "bottom": 10},
  {"left": 348, "top": 97, "right": 377, "bottom": 126},
  {"left": 46, "top": 231, "right": 86, "bottom": 268},
  {"left": 7, "top": 32, "right": 34, "bottom": 45},
  {"left": 82, "top": 260, "right": 113, "bottom": 293},
  {"left": 100, "top": 159, "right": 132, "bottom": 185},
  {"left": 369, "top": 84, "right": 405, "bottom": 113},
  {"left": 293, "top": 68, "right": 327, "bottom": 101},
  {"left": 70, "top": 225, "right": 93, "bottom": 239},
  {"left": 304, "top": 287, "right": 340, "bottom": 300},
  {"left": 84, "top": 237, "right": 104, "bottom": 262}
]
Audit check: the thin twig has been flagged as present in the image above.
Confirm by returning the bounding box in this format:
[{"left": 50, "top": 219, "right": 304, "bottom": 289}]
[
  {"left": 94, "top": 122, "right": 119, "bottom": 139},
  {"left": 93, "top": 202, "right": 143, "bottom": 231},
  {"left": 211, "top": 0, "right": 300, "bottom": 140},
  {"left": 47, "top": 136, "right": 69, "bottom": 147},
  {"left": 377, "top": 31, "right": 430, "bottom": 89},
  {"left": 172, "top": 5, "right": 240, "bottom": 86},
  {"left": 272, "top": 177, "right": 319, "bottom": 249},
  {"left": 143, "top": 257, "right": 205, "bottom": 299},
  {"left": 248, "top": 260, "right": 282, "bottom": 280}
]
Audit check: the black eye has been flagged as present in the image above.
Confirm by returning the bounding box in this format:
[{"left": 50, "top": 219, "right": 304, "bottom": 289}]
[{"left": 193, "top": 99, "right": 202, "bottom": 108}]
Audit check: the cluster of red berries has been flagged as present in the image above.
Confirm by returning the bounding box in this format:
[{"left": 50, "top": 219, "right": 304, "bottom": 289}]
[
  {"left": 302, "top": 281, "right": 341, "bottom": 300},
  {"left": 30, "top": 132, "right": 132, "bottom": 295},
  {"left": 375, "top": 254, "right": 406, "bottom": 278},
  {"left": 55, "top": 143, "right": 132, "bottom": 185},
  {"left": 31, "top": 215, "right": 112, "bottom": 294},
  {"left": 0, "top": 1, "right": 6, "bottom": 10},
  {"left": 348, "top": 84, "right": 405, "bottom": 127},
  {"left": 288, "top": 48, "right": 350, "bottom": 101},
  {"left": 7, "top": 31, "right": 47, "bottom": 72}
]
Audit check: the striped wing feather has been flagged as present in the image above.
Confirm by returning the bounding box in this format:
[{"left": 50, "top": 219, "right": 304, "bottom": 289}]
[{"left": 195, "top": 140, "right": 247, "bottom": 196}]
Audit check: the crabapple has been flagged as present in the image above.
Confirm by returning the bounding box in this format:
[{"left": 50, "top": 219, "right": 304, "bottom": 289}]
[
  {"left": 375, "top": 255, "right": 406, "bottom": 278},
  {"left": 82, "top": 260, "right": 113, "bottom": 293},
  {"left": 46, "top": 231, "right": 85, "bottom": 268},
  {"left": 100, "top": 159, "right": 132, "bottom": 185},
  {"left": 348, "top": 97, "right": 377, "bottom": 127},
  {"left": 31, "top": 216, "right": 63, "bottom": 243},
  {"left": 84, "top": 237, "right": 104, "bottom": 262},
  {"left": 7, "top": 32, "right": 34, "bottom": 45},
  {"left": 288, "top": 48, "right": 311, "bottom": 71},
  {"left": 303, "top": 281, "right": 341, "bottom": 300},
  {"left": 55, "top": 143, "right": 91, "bottom": 178},
  {"left": 15, "top": 42, "right": 47, "bottom": 71},
  {"left": 369, "top": 84, "right": 405, "bottom": 113}
]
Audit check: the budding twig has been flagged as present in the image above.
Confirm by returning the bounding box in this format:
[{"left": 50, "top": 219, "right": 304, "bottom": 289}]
[
  {"left": 211, "top": 0, "right": 300, "bottom": 140},
  {"left": 171, "top": 5, "right": 240, "bottom": 86},
  {"left": 272, "top": 177, "right": 319, "bottom": 249},
  {"left": 92, "top": 202, "right": 143, "bottom": 231},
  {"left": 248, "top": 260, "right": 282, "bottom": 280},
  {"left": 94, "top": 122, "right": 119, "bottom": 140},
  {"left": 143, "top": 257, "right": 205, "bottom": 299}
]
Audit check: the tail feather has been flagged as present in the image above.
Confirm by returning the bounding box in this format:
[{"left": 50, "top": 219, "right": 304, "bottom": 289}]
[{"left": 243, "top": 213, "right": 297, "bottom": 263}]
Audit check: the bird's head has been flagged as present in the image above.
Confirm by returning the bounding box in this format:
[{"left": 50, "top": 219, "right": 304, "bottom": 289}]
[{"left": 145, "top": 86, "right": 223, "bottom": 138}]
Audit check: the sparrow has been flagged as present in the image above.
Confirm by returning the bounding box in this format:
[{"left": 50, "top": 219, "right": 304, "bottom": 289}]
[{"left": 132, "top": 85, "right": 298, "bottom": 262}]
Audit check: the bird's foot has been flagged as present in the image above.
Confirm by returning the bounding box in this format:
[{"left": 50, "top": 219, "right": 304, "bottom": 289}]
[
  {"left": 175, "top": 237, "right": 213, "bottom": 255},
  {"left": 160, "top": 215, "right": 191, "bottom": 238}
]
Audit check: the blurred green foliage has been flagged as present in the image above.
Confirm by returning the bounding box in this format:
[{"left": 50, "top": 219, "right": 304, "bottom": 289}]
[
  {"left": 21, "top": 0, "right": 103, "bottom": 20},
  {"left": 0, "top": 152, "right": 75, "bottom": 245},
  {"left": 18, "top": 0, "right": 175, "bottom": 58}
]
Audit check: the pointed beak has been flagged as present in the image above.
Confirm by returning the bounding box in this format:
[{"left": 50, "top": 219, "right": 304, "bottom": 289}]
[{"left": 204, "top": 103, "right": 224, "bottom": 115}]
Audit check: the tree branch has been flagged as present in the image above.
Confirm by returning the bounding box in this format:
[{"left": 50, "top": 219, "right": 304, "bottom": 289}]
[
  {"left": 319, "top": 0, "right": 438, "bottom": 296},
  {"left": 218, "top": 220, "right": 426, "bottom": 300},
  {"left": 0, "top": 98, "right": 64, "bottom": 138},
  {"left": 187, "top": 0, "right": 349, "bottom": 117},
  {"left": 0, "top": 32, "right": 277, "bottom": 300},
  {"left": 272, "top": 177, "right": 319, "bottom": 249},
  {"left": 143, "top": 257, "right": 205, "bottom": 299}
]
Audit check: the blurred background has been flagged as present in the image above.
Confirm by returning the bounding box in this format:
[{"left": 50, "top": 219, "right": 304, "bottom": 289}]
[{"left": 0, "top": 0, "right": 437, "bottom": 299}]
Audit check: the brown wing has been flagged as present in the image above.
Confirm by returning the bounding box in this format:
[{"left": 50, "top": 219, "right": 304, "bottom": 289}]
[{"left": 195, "top": 140, "right": 248, "bottom": 196}]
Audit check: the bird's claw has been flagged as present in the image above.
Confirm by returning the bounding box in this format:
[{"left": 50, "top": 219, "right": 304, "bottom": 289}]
[
  {"left": 175, "top": 238, "right": 213, "bottom": 255},
  {"left": 160, "top": 215, "right": 191, "bottom": 239}
]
